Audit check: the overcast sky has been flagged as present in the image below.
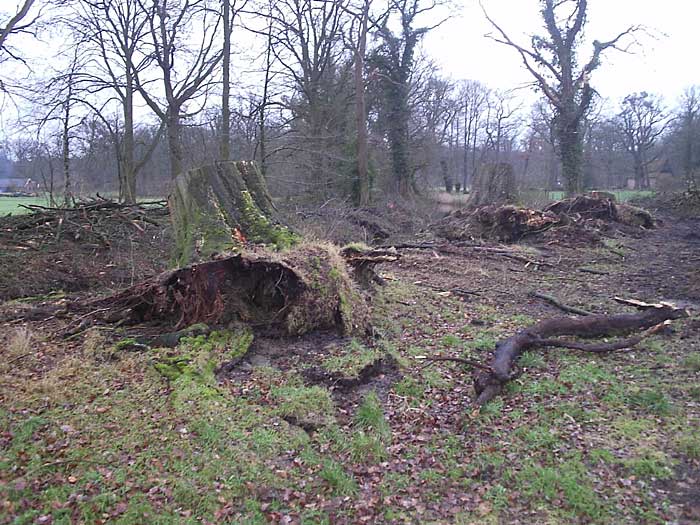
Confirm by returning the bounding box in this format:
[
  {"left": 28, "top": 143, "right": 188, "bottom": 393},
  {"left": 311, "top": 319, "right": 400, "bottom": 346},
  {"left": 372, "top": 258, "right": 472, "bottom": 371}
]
[
  {"left": 426, "top": 0, "right": 699, "bottom": 107},
  {"left": 2, "top": 0, "right": 698, "bottom": 140}
]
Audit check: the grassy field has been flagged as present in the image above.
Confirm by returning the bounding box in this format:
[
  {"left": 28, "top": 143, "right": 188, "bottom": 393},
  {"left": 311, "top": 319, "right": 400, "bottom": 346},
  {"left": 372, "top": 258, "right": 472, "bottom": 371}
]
[
  {"left": 0, "top": 196, "right": 48, "bottom": 215},
  {"left": 543, "top": 190, "right": 655, "bottom": 202}
]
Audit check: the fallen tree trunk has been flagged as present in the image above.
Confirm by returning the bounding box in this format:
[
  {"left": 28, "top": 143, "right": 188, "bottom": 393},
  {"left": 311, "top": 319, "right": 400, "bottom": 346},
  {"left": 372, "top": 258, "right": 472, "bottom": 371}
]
[
  {"left": 87, "top": 244, "right": 397, "bottom": 337},
  {"left": 471, "top": 301, "right": 688, "bottom": 406}
]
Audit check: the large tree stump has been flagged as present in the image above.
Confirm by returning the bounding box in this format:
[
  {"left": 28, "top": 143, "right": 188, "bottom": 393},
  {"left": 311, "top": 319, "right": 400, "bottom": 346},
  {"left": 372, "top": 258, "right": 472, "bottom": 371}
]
[
  {"left": 94, "top": 244, "right": 373, "bottom": 337},
  {"left": 170, "top": 161, "right": 297, "bottom": 266},
  {"left": 467, "top": 162, "right": 516, "bottom": 207}
]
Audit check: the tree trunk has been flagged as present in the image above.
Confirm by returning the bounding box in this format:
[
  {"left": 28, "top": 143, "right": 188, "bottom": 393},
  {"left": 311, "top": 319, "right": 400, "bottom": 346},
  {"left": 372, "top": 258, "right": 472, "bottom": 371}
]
[
  {"left": 558, "top": 119, "right": 583, "bottom": 196},
  {"left": 122, "top": 79, "right": 137, "bottom": 204},
  {"left": 169, "top": 161, "right": 296, "bottom": 266},
  {"left": 354, "top": 1, "right": 370, "bottom": 207},
  {"left": 62, "top": 99, "right": 71, "bottom": 207},
  {"left": 220, "top": 0, "right": 231, "bottom": 162},
  {"left": 166, "top": 109, "right": 184, "bottom": 179}
]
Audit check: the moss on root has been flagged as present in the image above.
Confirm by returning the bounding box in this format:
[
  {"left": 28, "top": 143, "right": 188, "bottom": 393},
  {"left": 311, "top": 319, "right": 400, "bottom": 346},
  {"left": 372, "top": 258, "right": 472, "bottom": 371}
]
[
  {"left": 282, "top": 243, "right": 370, "bottom": 336},
  {"left": 152, "top": 329, "right": 253, "bottom": 383}
]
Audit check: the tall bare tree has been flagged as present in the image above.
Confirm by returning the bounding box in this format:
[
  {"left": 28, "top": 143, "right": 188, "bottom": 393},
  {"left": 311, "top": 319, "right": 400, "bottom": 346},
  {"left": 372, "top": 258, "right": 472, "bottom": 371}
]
[
  {"left": 617, "top": 92, "right": 668, "bottom": 189},
  {"left": 220, "top": 0, "right": 248, "bottom": 161},
  {"left": 132, "top": 0, "right": 224, "bottom": 179},
  {"left": 457, "top": 80, "right": 488, "bottom": 190},
  {"left": 343, "top": 0, "right": 372, "bottom": 205},
  {"left": 677, "top": 87, "right": 700, "bottom": 192},
  {"left": 70, "top": 0, "right": 164, "bottom": 203},
  {"left": 483, "top": 0, "right": 638, "bottom": 195},
  {"left": 266, "top": 0, "right": 349, "bottom": 196}
]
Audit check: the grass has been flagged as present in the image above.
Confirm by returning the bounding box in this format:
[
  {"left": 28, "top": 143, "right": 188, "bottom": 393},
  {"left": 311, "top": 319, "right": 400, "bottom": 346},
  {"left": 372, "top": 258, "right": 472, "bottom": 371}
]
[
  {"left": 682, "top": 352, "right": 700, "bottom": 372},
  {"left": 0, "top": 195, "right": 47, "bottom": 215},
  {"left": 535, "top": 189, "right": 654, "bottom": 203},
  {"left": 2, "top": 205, "right": 698, "bottom": 523},
  {"left": 321, "top": 339, "right": 383, "bottom": 377}
]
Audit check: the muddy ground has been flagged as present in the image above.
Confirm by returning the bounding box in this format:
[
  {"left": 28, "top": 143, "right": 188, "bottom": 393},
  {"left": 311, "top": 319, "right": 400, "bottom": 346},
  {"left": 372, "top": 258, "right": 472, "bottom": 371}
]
[{"left": 0, "top": 202, "right": 698, "bottom": 524}]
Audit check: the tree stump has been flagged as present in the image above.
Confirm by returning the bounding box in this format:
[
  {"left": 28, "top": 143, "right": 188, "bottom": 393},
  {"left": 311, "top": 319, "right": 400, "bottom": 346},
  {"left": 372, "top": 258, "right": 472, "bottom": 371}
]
[
  {"left": 467, "top": 162, "right": 516, "bottom": 207},
  {"left": 170, "top": 161, "right": 297, "bottom": 266},
  {"left": 93, "top": 244, "right": 373, "bottom": 337}
]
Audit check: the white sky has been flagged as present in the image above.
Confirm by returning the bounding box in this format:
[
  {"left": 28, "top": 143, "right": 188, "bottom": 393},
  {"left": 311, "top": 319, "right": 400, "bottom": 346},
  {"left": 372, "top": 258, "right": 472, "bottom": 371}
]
[
  {"left": 426, "top": 0, "right": 699, "bottom": 106},
  {"left": 2, "top": 0, "right": 698, "bottom": 140}
]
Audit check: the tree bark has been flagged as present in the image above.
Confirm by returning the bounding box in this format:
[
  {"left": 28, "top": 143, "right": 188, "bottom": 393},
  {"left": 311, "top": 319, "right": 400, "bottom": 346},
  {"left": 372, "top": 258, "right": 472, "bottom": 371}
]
[
  {"left": 166, "top": 109, "right": 184, "bottom": 179},
  {"left": 472, "top": 303, "right": 688, "bottom": 406},
  {"left": 220, "top": 0, "right": 231, "bottom": 162},
  {"left": 354, "top": 0, "right": 370, "bottom": 207},
  {"left": 169, "top": 161, "right": 296, "bottom": 266}
]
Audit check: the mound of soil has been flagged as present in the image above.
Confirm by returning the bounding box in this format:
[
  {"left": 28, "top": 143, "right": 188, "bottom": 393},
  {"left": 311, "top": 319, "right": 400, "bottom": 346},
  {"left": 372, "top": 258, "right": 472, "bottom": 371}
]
[
  {"left": 0, "top": 200, "right": 172, "bottom": 300},
  {"left": 433, "top": 196, "right": 655, "bottom": 245},
  {"left": 433, "top": 205, "right": 561, "bottom": 243}
]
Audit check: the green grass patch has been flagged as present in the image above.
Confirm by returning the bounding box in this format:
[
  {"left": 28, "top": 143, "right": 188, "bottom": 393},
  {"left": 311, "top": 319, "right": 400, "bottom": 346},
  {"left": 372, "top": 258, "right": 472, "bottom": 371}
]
[
  {"left": 626, "top": 388, "right": 673, "bottom": 415},
  {"left": 322, "top": 340, "right": 383, "bottom": 378},
  {"left": 319, "top": 460, "right": 358, "bottom": 496},
  {"left": 271, "top": 384, "right": 335, "bottom": 427},
  {"left": 682, "top": 352, "right": 700, "bottom": 372},
  {"left": 516, "top": 457, "right": 609, "bottom": 521},
  {"left": 677, "top": 434, "right": 700, "bottom": 459},
  {"left": 624, "top": 450, "right": 673, "bottom": 480}
]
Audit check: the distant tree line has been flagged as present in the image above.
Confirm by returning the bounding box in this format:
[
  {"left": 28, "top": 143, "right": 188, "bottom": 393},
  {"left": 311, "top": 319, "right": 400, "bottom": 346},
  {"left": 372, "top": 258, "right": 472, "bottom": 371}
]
[{"left": 0, "top": 0, "right": 698, "bottom": 207}]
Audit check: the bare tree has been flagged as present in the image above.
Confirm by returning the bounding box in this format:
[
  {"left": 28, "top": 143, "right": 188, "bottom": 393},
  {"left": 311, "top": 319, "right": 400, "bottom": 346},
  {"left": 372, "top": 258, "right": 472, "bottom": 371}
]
[
  {"left": 616, "top": 92, "right": 668, "bottom": 189},
  {"left": 132, "top": 0, "right": 224, "bottom": 179},
  {"left": 483, "top": 0, "right": 639, "bottom": 195},
  {"left": 0, "top": 0, "right": 39, "bottom": 93},
  {"left": 457, "top": 80, "right": 488, "bottom": 190},
  {"left": 677, "top": 87, "right": 700, "bottom": 192},
  {"left": 32, "top": 49, "right": 87, "bottom": 206},
  {"left": 483, "top": 89, "right": 520, "bottom": 162},
  {"left": 70, "top": 0, "right": 166, "bottom": 203},
  {"left": 265, "top": 0, "right": 349, "bottom": 196},
  {"left": 343, "top": 0, "right": 373, "bottom": 206},
  {"left": 372, "top": 0, "right": 448, "bottom": 196},
  {"left": 0, "top": 0, "right": 37, "bottom": 55},
  {"left": 220, "top": 0, "right": 248, "bottom": 161}
]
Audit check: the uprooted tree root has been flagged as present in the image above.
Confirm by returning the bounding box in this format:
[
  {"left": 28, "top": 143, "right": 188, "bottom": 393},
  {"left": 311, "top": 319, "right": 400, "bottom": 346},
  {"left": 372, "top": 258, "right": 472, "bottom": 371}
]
[
  {"left": 83, "top": 244, "right": 398, "bottom": 338},
  {"left": 433, "top": 195, "right": 655, "bottom": 245},
  {"left": 463, "top": 300, "right": 689, "bottom": 406}
]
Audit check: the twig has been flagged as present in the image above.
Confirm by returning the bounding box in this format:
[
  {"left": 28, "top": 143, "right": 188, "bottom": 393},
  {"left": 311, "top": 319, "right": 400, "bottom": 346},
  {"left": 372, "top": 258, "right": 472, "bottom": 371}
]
[
  {"left": 531, "top": 292, "right": 592, "bottom": 316},
  {"left": 578, "top": 267, "right": 609, "bottom": 276},
  {"left": 418, "top": 356, "right": 492, "bottom": 372},
  {"left": 7, "top": 353, "right": 32, "bottom": 364}
]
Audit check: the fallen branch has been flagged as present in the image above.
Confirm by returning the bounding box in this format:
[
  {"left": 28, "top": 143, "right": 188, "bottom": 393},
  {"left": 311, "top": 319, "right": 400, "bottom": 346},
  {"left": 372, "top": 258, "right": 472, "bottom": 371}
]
[
  {"left": 418, "top": 356, "right": 493, "bottom": 372},
  {"left": 385, "top": 242, "right": 554, "bottom": 268},
  {"left": 578, "top": 267, "right": 609, "bottom": 276},
  {"left": 530, "top": 292, "right": 592, "bottom": 316},
  {"left": 471, "top": 302, "right": 688, "bottom": 406}
]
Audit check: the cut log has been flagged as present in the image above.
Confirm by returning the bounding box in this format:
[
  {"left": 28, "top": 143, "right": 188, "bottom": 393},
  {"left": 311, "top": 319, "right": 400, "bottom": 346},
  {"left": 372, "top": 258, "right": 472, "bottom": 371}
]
[
  {"left": 170, "top": 161, "right": 297, "bottom": 266},
  {"left": 470, "top": 301, "right": 688, "bottom": 406}
]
